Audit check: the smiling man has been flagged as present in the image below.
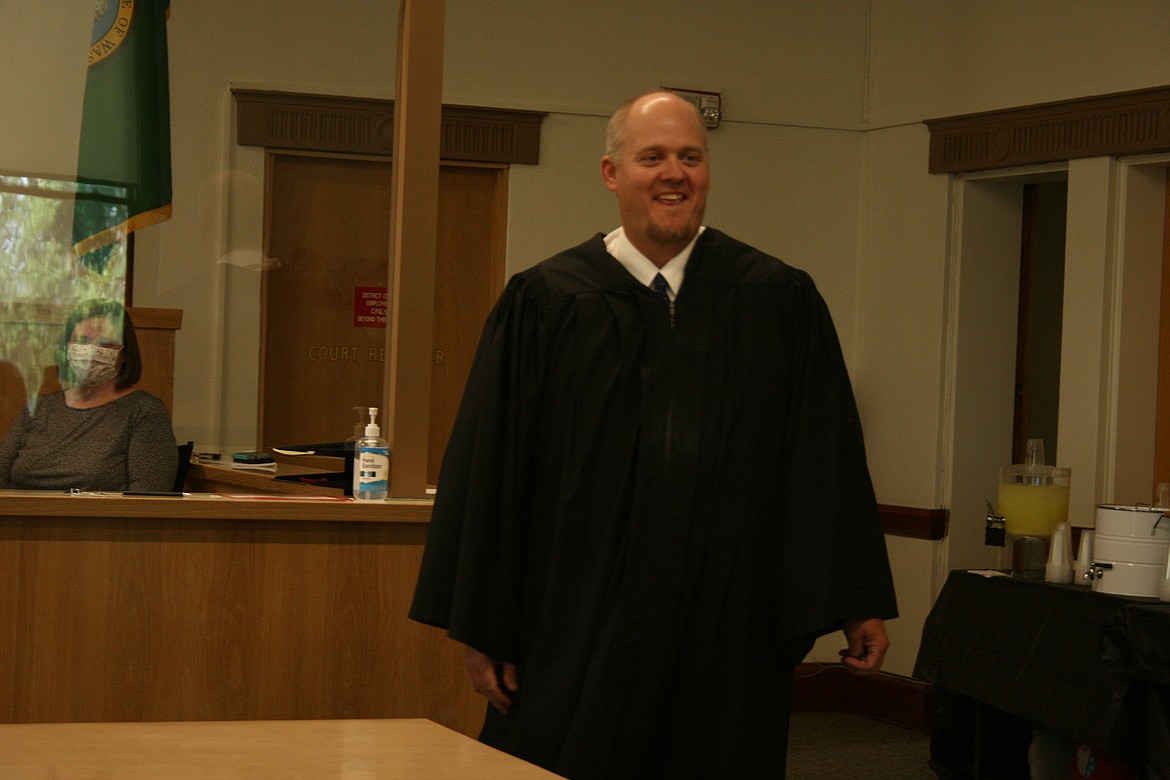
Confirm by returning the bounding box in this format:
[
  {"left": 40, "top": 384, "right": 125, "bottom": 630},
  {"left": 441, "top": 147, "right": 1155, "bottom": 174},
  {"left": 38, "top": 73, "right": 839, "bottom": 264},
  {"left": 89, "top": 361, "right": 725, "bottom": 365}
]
[
  {"left": 601, "top": 91, "right": 711, "bottom": 265},
  {"left": 411, "top": 90, "right": 898, "bottom": 779}
]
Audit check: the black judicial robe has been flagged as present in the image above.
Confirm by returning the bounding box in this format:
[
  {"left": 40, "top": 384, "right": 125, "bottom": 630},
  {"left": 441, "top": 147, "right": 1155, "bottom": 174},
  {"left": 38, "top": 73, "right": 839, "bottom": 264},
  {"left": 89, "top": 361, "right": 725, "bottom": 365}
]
[{"left": 410, "top": 228, "right": 897, "bottom": 778}]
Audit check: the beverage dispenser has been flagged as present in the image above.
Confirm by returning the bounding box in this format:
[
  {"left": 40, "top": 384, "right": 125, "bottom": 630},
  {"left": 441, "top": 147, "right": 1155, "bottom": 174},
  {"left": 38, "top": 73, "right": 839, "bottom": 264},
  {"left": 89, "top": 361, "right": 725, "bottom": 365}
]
[{"left": 996, "top": 439, "right": 1071, "bottom": 578}]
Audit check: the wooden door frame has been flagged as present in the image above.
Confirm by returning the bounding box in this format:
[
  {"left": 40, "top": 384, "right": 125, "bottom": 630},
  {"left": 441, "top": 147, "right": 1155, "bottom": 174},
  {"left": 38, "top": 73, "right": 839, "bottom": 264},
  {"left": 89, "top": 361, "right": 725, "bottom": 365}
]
[{"left": 1156, "top": 176, "right": 1170, "bottom": 496}]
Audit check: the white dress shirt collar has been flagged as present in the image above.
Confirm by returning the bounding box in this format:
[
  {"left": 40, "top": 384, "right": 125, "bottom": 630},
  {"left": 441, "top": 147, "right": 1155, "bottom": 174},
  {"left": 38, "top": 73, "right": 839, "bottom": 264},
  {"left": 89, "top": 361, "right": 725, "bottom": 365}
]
[{"left": 603, "top": 226, "right": 704, "bottom": 300}]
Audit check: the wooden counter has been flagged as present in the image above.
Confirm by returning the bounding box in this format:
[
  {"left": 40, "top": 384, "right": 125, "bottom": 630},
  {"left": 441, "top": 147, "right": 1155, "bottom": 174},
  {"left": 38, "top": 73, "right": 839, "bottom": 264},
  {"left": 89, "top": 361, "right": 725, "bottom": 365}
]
[
  {"left": 0, "top": 718, "right": 562, "bottom": 779},
  {"left": 0, "top": 491, "right": 484, "bottom": 737}
]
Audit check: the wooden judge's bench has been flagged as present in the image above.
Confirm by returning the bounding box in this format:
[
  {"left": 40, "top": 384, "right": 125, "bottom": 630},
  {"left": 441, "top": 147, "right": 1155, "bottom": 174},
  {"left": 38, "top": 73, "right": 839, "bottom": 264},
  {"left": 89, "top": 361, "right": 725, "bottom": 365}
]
[{"left": 0, "top": 490, "right": 485, "bottom": 737}]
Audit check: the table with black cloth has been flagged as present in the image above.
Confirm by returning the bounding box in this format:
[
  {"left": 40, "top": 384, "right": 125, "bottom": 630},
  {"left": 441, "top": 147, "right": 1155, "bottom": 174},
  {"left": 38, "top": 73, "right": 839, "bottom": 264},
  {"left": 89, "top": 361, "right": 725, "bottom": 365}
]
[{"left": 914, "top": 569, "right": 1170, "bottom": 778}]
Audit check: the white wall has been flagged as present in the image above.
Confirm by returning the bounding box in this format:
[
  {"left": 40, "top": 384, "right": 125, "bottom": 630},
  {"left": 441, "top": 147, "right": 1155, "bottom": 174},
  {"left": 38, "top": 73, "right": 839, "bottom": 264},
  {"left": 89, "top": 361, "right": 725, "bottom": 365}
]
[
  {"left": 5, "top": 1, "right": 1170, "bottom": 678},
  {"left": 3, "top": 4, "right": 88, "bottom": 175},
  {"left": 867, "top": 0, "right": 1170, "bottom": 125},
  {"left": 442, "top": 0, "right": 871, "bottom": 125}
]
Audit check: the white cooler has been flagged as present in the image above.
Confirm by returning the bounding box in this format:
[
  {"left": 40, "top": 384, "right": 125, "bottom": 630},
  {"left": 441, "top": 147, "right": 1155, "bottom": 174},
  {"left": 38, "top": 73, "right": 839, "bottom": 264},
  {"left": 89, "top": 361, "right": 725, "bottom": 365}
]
[{"left": 1089, "top": 504, "right": 1170, "bottom": 598}]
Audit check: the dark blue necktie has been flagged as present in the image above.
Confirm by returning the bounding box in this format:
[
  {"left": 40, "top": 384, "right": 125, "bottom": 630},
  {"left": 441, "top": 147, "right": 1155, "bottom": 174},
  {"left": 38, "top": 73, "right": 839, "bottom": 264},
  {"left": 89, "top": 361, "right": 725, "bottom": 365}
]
[
  {"left": 652, "top": 273, "right": 671, "bottom": 302},
  {"left": 652, "top": 273, "right": 674, "bottom": 326}
]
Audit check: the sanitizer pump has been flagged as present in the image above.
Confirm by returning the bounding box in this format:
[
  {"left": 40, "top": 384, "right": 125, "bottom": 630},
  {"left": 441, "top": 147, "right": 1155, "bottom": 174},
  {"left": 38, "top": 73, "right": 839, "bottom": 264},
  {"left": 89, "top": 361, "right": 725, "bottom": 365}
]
[{"left": 353, "top": 407, "right": 389, "bottom": 500}]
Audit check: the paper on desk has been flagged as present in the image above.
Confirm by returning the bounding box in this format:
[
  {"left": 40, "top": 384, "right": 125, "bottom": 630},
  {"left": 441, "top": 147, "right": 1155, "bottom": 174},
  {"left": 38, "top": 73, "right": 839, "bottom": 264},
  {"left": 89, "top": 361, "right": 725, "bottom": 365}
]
[
  {"left": 969, "top": 569, "right": 1010, "bottom": 578},
  {"left": 232, "top": 462, "right": 277, "bottom": 472}
]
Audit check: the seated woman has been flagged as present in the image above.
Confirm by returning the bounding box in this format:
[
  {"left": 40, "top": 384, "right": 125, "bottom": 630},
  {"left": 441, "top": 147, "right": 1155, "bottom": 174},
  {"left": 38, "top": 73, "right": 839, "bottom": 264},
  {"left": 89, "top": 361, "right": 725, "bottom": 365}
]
[{"left": 0, "top": 299, "right": 178, "bottom": 491}]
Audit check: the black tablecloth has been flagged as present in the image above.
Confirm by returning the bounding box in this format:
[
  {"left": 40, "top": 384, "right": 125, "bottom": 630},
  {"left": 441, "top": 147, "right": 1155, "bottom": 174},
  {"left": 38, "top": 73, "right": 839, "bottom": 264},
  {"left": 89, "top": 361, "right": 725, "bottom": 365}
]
[{"left": 915, "top": 569, "right": 1170, "bottom": 775}]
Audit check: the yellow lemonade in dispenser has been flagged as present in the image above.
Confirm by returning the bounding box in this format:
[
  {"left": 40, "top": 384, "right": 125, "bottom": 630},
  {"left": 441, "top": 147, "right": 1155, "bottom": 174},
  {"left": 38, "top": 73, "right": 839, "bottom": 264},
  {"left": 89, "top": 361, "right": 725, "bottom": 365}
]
[{"left": 997, "top": 479, "right": 1070, "bottom": 536}]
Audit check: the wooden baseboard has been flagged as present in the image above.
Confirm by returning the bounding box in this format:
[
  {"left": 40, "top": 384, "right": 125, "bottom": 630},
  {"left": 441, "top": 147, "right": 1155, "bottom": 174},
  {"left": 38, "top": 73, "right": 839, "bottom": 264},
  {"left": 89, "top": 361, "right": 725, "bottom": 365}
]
[{"left": 791, "top": 663, "right": 933, "bottom": 733}]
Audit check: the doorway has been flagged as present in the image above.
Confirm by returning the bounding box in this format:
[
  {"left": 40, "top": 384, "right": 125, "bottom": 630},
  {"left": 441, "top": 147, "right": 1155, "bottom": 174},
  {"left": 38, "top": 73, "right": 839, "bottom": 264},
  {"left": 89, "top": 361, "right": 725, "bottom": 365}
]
[
  {"left": 260, "top": 152, "right": 506, "bottom": 485},
  {"left": 1012, "top": 181, "right": 1067, "bottom": 467},
  {"left": 946, "top": 158, "right": 1168, "bottom": 578}
]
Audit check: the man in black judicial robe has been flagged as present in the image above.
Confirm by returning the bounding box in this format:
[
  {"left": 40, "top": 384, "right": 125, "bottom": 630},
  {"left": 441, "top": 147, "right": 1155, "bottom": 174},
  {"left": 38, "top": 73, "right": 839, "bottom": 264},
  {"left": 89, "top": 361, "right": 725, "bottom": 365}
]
[{"left": 410, "top": 90, "right": 897, "bottom": 779}]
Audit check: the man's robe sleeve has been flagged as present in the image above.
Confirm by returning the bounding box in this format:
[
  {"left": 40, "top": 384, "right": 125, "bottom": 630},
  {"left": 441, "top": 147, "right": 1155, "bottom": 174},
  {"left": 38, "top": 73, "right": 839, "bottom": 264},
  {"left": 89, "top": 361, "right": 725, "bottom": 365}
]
[
  {"left": 774, "top": 273, "right": 896, "bottom": 634},
  {"left": 409, "top": 272, "right": 545, "bottom": 662}
]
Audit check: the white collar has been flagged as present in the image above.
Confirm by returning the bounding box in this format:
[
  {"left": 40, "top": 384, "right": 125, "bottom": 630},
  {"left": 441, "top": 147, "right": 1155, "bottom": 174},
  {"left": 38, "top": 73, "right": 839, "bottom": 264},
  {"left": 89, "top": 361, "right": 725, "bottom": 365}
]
[{"left": 603, "top": 226, "right": 704, "bottom": 298}]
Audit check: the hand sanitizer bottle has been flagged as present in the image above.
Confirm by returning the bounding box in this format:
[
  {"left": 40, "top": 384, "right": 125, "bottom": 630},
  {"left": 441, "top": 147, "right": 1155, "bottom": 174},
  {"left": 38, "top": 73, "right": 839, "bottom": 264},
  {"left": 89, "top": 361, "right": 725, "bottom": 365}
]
[{"left": 353, "top": 407, "right": 389, "bottom": 500}]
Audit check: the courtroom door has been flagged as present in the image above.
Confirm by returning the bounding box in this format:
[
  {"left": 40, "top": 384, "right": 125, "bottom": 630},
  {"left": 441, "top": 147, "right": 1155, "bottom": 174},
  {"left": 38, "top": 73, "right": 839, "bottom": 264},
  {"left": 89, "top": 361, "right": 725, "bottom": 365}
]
[{"left": 260, "top": 152, "right": 506, "bottom": 485}]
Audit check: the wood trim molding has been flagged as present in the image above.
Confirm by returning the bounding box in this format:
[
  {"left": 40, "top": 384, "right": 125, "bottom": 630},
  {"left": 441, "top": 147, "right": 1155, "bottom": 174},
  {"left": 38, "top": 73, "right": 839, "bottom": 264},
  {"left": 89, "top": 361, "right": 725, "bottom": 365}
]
[
  {"left": 878, "top": 504, "right": 948, "bottom": 540},
  {"left": 792, "top": 663, "right": 933, "bottom": 733},
  {"left": 925, "top": 85, "right": 1170, "bottom": 173},
  {"left": 127, "top": 306, "right": 182, "bottom": 331},
  {"left": 233, "top": 88, "right": 546, "bottom": 164}
]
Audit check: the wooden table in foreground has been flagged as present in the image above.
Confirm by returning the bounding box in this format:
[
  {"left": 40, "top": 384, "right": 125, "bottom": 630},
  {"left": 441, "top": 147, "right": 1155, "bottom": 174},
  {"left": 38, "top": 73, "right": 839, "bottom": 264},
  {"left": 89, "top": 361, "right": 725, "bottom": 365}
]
[
  {"left": 0, "top": 718, "right": 562, "bottom": 779},
  {"left": 0, "top": 491, "right": 484, "bottom": 738}
]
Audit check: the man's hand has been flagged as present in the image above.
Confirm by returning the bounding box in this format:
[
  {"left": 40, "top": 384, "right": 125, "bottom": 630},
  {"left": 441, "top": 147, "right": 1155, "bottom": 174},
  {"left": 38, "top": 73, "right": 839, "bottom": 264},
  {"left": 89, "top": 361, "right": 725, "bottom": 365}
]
[
  {"left": 838, "top": 617, "right": 889, "bottom": 675},
  {"left": 463, "top": 645, "right": 520, "bottom": 714}
]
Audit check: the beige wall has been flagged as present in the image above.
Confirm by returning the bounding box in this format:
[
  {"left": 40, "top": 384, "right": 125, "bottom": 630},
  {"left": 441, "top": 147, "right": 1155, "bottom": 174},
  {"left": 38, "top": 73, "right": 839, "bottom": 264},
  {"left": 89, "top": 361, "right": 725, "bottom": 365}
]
[{"left": 5, "top": 1, "right": 1170, "bottom": 677}]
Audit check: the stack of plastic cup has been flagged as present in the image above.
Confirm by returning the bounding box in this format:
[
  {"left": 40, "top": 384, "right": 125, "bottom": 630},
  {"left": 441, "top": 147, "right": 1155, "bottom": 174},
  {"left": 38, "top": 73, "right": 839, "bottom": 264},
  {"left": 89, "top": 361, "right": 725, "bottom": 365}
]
[
  {"left": 1045, "top": 521, "right": 1073, "bottom": 584},
  {"left": 1073, "top": 529, "right": 1094, "bottom": 586}
]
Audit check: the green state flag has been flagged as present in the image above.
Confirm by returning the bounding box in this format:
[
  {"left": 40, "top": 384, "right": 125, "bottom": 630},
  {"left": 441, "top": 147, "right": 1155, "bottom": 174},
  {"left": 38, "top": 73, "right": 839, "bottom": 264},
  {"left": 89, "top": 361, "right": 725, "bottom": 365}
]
[{"left": 72, "top": 0, "right": 172, "bottom": 273}]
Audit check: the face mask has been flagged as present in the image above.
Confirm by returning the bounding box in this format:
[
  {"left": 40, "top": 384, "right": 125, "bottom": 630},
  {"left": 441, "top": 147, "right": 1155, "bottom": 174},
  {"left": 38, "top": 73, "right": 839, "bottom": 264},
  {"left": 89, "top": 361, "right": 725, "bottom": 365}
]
[{"left": 67, "top": 342, "right": 121, "bottom": 386}]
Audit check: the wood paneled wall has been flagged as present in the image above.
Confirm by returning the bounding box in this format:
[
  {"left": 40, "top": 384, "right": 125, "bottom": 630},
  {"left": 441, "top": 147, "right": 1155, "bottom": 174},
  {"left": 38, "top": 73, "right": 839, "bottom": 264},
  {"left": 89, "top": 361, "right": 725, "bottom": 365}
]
[{"left": 0, "top": 494, "right": 484, "bottom": 737}]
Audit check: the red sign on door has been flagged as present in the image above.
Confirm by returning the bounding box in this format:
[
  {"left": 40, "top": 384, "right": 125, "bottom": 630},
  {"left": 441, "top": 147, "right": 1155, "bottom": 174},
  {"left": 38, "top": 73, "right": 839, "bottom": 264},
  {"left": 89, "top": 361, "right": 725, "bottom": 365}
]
[{"left": 354, "top": 286, "right": 388, "bottom": 328}]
